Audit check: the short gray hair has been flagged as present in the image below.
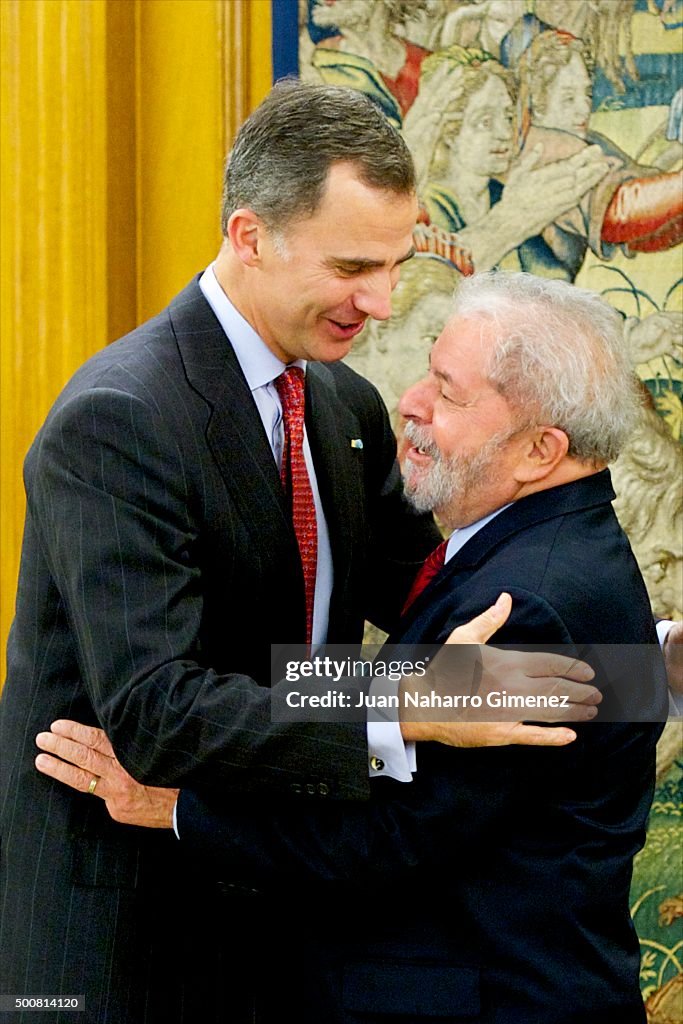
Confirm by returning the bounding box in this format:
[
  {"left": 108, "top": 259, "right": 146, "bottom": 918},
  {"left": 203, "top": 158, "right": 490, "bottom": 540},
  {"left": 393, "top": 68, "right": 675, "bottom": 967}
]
[
  {"left": 221, "top": 79, "right": 415, "bottom": 234},
  {"left": 452, "top": 272, "right": 641, "bottom": 463}
]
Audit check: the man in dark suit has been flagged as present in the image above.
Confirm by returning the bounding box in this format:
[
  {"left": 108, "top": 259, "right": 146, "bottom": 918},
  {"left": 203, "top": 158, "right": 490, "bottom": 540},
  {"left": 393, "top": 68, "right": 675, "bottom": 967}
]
[
  {"left": 41, "top": 272, "right": 668, "bottom": 1022},
  {"left": 1, "top": 84, "right": 589, "bottom": 1024}
]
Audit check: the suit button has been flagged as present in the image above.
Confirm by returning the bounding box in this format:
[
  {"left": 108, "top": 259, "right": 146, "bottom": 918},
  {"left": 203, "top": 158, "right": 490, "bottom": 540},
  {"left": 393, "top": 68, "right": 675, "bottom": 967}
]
[
  {"left": 370, "top": 757, "right": 384, "bottom": 772},
  {"left": 306, "top": 783, "right": 316, "bottom": 796},
  {"left": 318, "top": 783, "right": 330, "bottom": 796},
  {"left": 290, "top": 783, "right": 302, "bottom": 795}
]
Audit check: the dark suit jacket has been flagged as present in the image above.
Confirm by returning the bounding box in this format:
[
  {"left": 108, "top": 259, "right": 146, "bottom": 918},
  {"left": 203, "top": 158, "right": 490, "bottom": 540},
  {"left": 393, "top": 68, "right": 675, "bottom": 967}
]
[
  {"left": 0, "top": 278, "right": 438, "bottom": 1023},
  {"left": 177, "top": 471, "right": 666, "bottom": 1024}
]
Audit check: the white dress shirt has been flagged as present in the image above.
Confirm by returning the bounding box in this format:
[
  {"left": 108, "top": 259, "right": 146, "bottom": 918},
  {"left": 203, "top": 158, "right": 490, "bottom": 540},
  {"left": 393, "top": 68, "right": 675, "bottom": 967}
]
[{"left": 444, "top": 506, "right": 511, "bottom": 564}]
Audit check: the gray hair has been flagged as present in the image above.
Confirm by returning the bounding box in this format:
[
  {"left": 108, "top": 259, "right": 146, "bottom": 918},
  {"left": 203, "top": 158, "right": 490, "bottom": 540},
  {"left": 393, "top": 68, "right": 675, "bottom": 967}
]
[
  {"left": 221, "top": 79, "right": 415, "bottom": 234},
  {"left": 452, "top": 272, "right": 641, "bottom": 464}
]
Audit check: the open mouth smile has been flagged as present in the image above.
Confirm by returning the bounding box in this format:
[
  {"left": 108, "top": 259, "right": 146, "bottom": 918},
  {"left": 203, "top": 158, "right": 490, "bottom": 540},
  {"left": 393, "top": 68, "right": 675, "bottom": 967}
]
[{"left": 326, "top": 319, "right": 366, "bottom": 340}]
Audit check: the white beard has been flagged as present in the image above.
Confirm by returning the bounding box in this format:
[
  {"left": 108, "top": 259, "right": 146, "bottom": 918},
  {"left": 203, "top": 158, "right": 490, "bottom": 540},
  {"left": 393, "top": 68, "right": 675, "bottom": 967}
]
[{"left": 403, "top": 420, "right": 515, "bottom": 523}]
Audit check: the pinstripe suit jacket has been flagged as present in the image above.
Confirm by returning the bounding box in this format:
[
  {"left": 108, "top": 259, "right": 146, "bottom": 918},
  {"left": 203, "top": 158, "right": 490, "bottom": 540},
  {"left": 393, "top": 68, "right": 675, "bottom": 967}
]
[{"left": 0, "top": 277, "right": 438, "bottom": 1024}]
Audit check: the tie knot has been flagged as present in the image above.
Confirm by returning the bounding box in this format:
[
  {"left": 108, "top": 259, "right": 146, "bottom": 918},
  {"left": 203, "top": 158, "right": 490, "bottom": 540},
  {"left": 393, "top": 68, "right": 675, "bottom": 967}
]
[
  {"left": 275, "top": 366, "right": 305, "bottom": 414},
  {"left": 423, "top": 539, "right": 448, "bottom": 574}
]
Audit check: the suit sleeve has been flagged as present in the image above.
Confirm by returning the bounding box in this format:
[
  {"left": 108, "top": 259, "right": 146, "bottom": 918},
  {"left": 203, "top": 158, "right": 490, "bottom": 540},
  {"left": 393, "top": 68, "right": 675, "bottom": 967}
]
[
  {"left": 176, "top": 724, "right": 657, "bottom": 890},
  {"left": 175, "top": 584, "right": 662, "bottom": 888},
  {"left": 25, "top": 386, "right": 369, "bottom": 799},
  {"left": 174, "top": 588, "right": 567, "bottom": 884},
  {"left": 176, "top": 743, "right": 515, "bottom": 886}
]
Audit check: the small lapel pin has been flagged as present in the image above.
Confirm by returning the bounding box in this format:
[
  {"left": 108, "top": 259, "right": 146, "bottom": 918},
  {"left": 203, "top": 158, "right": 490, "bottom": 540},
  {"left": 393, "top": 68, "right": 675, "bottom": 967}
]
[{"left": 350, "top": 438, "right": 363, "bottom": 449}]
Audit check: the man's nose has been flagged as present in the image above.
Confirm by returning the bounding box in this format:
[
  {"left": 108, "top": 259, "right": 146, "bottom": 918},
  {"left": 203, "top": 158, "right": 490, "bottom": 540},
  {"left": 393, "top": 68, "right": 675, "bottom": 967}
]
[
  {"left": 398, "top": 375, "right": 434, "bottom": 422},
  {"left": 354, "top": 273, "right": 393, "bottom": 322}
]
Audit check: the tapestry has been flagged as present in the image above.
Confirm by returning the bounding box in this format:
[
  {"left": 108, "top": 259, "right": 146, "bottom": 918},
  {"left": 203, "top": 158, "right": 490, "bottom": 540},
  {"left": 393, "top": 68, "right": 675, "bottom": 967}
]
[{"left": 286, "top": 1, "right": 683, "bottom": 1017}]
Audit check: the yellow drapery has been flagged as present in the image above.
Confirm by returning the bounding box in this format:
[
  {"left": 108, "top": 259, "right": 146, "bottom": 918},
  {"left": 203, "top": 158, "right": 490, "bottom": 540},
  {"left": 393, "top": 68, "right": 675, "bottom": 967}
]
[{"left": 0, "top": 0, "right": 273, "bottom": 676}]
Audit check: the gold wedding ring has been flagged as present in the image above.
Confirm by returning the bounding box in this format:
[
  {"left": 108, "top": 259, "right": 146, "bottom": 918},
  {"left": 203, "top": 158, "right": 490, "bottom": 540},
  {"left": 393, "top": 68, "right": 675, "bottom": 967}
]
[{"left": 87, "top": 775, "right": 99, "bottom": 796}]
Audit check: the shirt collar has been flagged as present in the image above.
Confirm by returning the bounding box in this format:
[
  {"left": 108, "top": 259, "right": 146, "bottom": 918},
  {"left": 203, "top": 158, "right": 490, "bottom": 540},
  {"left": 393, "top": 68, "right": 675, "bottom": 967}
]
[
  {"left": 445, "top": 504, "right": 512, "bottom": 563},
  {"left": 199, "top": 263, "right": 306, "bottom": 391}
]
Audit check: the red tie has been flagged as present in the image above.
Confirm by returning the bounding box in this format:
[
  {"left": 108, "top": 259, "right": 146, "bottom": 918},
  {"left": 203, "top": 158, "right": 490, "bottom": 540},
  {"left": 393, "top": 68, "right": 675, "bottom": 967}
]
[
  {"left": 402, "top": 539, "right": 448, "bottom": 613},
  {"left": 275, "top": 367, "right": 318, "bottom": 645}
]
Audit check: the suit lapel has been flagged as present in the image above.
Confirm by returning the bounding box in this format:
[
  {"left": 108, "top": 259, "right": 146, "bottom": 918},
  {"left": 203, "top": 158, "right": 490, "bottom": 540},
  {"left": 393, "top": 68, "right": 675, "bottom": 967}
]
[
  {"left": 305, "top": 362, "right": 365, "bottom": 632},
  {"left": 167, "top": 279, "right": 299, "bottom": 568},
  {"left": 167, "top": 280, "right": 368, "bottom": 637}
]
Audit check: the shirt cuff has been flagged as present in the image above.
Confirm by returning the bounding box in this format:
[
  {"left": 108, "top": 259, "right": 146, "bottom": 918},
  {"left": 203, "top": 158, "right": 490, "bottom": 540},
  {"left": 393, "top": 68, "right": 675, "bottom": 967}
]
[
  {"left": 367, "top": 720, "right": 416, "bottom": 781},
  {"left": 172, "top": 797, "right": 180, "bottom": 839},
  {"left": 657, "top": 619, "right": 674, "bottom": 647},
  {"left": 366, "top": 675, "right": 416, "bottom": 782}
]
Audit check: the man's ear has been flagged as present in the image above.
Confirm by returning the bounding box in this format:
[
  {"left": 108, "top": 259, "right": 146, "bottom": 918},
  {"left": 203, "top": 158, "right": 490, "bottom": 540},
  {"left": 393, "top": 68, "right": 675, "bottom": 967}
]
[
  {"left": 514, "top": 427, "right": 569, "bottom": 483},
  {"left": 226, "top": 208, "right": 262, "bottom": 266}
]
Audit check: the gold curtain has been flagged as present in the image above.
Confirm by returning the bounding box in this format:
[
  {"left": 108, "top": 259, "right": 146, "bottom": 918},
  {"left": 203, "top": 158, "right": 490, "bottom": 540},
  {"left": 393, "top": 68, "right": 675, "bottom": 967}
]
[{"left": 0, "top": 0, "right": 272, "bottom": 678}]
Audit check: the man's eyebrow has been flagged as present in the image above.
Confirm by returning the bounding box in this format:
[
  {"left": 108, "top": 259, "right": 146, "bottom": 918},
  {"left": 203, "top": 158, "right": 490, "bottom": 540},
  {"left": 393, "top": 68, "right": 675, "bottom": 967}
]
[
  {"left": 326, "top": 247, "right": 416, "bottom": 271},
  {"left": 427, "top": 353, "right": 451, "bottom": 384},
  {"left": 432, "top": 367, "right": 453, "bottom": 385},
  {"left": 428, "top": 358, "right": 469, "bottom": 395}
]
